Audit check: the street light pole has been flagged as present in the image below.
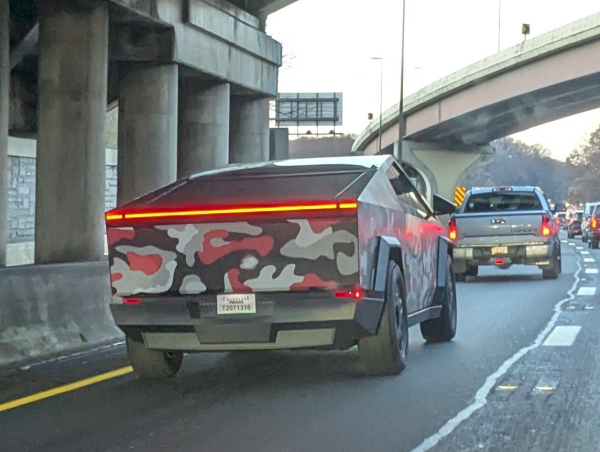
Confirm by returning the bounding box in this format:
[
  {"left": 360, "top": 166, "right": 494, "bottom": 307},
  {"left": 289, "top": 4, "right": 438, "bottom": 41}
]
[
  {"left": 372, "top": 57, "right": 383, "bottom": 153},
  {"left": 497, "top": 0, "right": 502, "bottom": 52},
  {"left": 397, "top": 0, "right": 406, "bottom": 161}
]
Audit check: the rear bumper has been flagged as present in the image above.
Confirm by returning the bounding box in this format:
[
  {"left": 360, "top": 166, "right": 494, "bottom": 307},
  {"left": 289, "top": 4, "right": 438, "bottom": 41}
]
[
  {"left": 453, "top": 242, "right": 553, "bottom": 266},
  {"left": 111, "top": 291, "right": 384, "bottom": 352}
]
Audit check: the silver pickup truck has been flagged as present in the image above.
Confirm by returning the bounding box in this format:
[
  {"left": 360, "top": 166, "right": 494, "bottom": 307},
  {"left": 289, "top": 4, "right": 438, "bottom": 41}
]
[{"left": 450, "top": 186, "right": 562, "bottom": 281}]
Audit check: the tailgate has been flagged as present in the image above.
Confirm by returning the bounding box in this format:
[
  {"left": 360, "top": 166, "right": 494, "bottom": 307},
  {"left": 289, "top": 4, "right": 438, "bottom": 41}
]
[
  {"left": 455, "top": 211, "right": 546, "bottom": 240},
  {"left": 107, "top": 217, "right": 359, "bottom": 297}
]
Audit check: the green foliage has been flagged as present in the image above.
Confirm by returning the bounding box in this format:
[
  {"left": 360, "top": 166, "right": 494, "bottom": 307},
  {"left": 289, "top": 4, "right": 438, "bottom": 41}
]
[
  {"left": 566, "top": 125, "right": 600, "bottom": 203},
  {"left": 463, "top": 137, "right": 568, "bottom": 202}
]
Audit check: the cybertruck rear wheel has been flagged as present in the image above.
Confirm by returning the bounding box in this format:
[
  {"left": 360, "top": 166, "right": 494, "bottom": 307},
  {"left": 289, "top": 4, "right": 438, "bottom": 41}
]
[
  {"left": 127, "top": 336, "right": 183, "bottom": 381},
  {"left": 359, "top": 261, "right": 408, "bottom": 376}
]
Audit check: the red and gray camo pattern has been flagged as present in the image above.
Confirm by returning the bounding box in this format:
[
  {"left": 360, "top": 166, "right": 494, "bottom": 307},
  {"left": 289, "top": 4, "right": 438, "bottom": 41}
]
[{"left": 107, "top": 218, "right": 359, "bottom": 297}]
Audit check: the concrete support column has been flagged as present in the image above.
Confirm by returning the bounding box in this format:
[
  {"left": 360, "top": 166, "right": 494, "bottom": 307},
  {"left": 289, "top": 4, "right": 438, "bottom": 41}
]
[
  {"left": 229, "top": 97, "right": 270, "bottom": 163},
  {"left": 118, "top": 63, "right": 178, "bottom": 205},
  {"left": 177, "top": 81, "right": 230, "bottom": 178},
  {"left": 0, "top": 0, "right": 8, "bottom": 267},
  {"left": 402, "top": 141, "right": 495, "bottom": 203},
  {"left": 35, "top": 0, "right": 108, "bottom": 264}
]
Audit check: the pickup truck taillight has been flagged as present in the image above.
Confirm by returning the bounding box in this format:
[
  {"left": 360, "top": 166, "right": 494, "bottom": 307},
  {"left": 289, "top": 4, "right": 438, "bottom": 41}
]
[
  {"left": 592, "top": 217, "right": 598, "bottom": 230},
  {"left": 449, "top": 218, "right": 458, "bottom": 241},
  {"left": 541, "top": 215, "right": 552, "bottom": 237}
]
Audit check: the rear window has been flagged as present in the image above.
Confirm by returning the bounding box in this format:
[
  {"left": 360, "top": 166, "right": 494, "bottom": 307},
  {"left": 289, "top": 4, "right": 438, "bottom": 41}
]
[
  {"left": 131, "top": 170, "right": 372, "bottom": 208},
  {"left": 464, "top": 192, "right": 542, "bottom": 213},
  {"left": 574, "top": 212, "right": 583, "bottom": 220}
]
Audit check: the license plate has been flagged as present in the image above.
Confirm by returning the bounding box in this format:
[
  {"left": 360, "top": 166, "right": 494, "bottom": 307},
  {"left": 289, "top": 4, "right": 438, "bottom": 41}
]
[
  {"left": 491, "top": 246, "right": 508, "bottom": 255},
  {"left": 217, "top": 294, "right": 256, "bottom": 315}
]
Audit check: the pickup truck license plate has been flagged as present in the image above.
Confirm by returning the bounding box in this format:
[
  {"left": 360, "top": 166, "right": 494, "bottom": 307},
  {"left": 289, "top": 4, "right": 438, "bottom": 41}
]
[
  {"left": 491, "top": 246, "right": 508, "bottom": 255},
  {"left": 217, "top": 294, "right": 256, "bottom": 315}
]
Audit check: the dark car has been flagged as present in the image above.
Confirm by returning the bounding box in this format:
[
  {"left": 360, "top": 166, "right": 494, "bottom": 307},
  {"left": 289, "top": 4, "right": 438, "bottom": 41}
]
[
  {"left": 555, "top": 212, "right": 567, "bottom": 230},
  {"left": 105, "top": 156, "right": 457, "bottom": 379},
  {"left": 587, "top": 204, "right": 600, "bottom": 248},
  {"left": 567, "top": 210, "right": 583, "bottom": 238}
]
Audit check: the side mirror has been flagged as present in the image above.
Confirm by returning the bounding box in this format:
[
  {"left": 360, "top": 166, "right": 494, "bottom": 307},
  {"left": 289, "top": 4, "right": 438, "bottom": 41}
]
[{"left": 433, "top": 194, "right": 456, "bottom": 216}]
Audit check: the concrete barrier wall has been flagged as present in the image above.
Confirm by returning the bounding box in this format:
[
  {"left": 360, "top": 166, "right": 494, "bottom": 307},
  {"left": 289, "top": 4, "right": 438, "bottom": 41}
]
[{"left": 0, "top": 261, "right": 123, "bottom": 367}]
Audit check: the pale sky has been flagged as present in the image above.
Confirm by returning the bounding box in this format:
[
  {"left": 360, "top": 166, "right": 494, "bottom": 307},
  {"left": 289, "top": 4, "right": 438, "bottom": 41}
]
[{"left": 267, "top": 0, "right": 600, "bottom": 161}]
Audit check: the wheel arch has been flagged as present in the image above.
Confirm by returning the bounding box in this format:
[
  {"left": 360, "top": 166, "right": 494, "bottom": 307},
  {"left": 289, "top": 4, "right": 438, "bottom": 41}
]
[{"left": 372, "top": 236, "right": 405, "bottom": 295}]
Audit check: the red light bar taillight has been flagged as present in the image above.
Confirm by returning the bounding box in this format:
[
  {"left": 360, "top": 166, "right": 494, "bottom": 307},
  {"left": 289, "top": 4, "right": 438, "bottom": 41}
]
[
  {"left": 106, "top": 201, "right": 358, "bottom": 223},
  {"left": 334, "top": 287, "right": 364, "bottom": 299},
  {"left": 592, "top": 217, "right": 598, "bottom": 230},
  {"left": 448, "top": 218, "right": 458, "bottom": 241},
  {"left": 123, "top": 297, "right": 141, "bottom": 304}
]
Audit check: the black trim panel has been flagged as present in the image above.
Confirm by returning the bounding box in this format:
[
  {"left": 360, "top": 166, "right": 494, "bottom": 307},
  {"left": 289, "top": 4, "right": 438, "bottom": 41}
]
[{"left": 407, "top": 306, "right": 443, "bottom": 327}]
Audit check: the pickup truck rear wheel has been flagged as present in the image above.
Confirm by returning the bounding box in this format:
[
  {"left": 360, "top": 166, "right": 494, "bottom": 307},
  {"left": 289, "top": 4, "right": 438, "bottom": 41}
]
[
  {"left": 420, "top": 257, "right": 457, "bottom": 343},
  {"left": 542, "top": 249, "right": 560, "bottom": 280},
  {"left": 126, "top": 336, "right": 183, "bottom": 381},
  {"left": 467, "top": 265, "right": 478, "bottom": 277},
  {"left": 591, "top": 239, "right": 599, "bottom": 249},
  {"left": 358, "top": 261, "right": 408, "bottom": 376}
]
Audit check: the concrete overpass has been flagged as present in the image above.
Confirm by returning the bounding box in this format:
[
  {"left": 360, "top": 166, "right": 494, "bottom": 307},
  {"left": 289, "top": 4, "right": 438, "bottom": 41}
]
[
  {"left": 352, "top": 12, "right": 600, "bottom": 202},
  {"left": 0, "top": 0, "right": 298, "bottom": 365},
  {"left": 2, "top": 0, "right": 297, "bottom": 267}
]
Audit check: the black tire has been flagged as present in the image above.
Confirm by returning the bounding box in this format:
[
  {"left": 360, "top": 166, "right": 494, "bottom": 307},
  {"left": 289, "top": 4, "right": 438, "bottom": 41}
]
[
  {"left": 542, "top": 249, "right": 560, "bottom": 280},
  {"left": 126, "top": 336, "right": 183, "bottom": 381},
  {"left": 455, "top": 272, "right": 467, "bottom": 282},
  {"left": 568, "top": 232, "right": 574, "bottom": 239},
  {"left": 420, "top": 258, "right": 458, "bottom": 343},
  {"left": 583, "top": 234, "right": 588, "bottom": 243},
  {"left": 592, "top": 239, "right": 599, "bottom": 249},
  {"left": 358, "top": 261, "right": 408, "bottom": 376},
  {"left": 467, "top": 265, "right": 479, "bottom": 277}
]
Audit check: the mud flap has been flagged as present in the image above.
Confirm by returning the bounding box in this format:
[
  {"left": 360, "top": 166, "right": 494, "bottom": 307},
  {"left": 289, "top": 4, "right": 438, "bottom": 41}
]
[{"left": 433, "top": 236, "right": 452, "bottom": 303}]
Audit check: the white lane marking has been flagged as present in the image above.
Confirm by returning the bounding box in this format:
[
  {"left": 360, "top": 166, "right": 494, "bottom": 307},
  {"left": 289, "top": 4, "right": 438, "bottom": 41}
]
[
  {"left": 577, "top": 287, "right": 596, "bottom": 296},
  {"left": 410, "top": 257, "right": 582, "bottom": 452},
  {"left": 568, "top": 243, "right": 575, "bottom": 246},
  {"left": 582, "top": 251, "right": 590, "bottom": 255},
  {"left": 584, "top": 258, "right": 595, "bottom": 262},
  {"left": 561, "top": 240, "right": 567, "bottom": 243},
  {"left": 542, "top": 326, "right": 582, "bottom": 347},
  {"left": 577, "top": 246, "right": 584, "bottom": 250},
  {"left": 585, "top": 268, "right": 598, "bottom": 274}
]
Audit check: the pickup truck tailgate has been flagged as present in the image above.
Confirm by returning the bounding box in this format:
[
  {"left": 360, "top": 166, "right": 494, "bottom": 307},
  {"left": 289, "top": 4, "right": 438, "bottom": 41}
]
[{"left": 455, "top": 211, "right": 545, "bottom": 240}]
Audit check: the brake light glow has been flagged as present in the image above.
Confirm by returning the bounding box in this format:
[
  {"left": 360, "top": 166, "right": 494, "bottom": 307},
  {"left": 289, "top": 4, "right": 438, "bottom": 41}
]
[
  {"left": 541, "top": 215, "right": 552, "bottom": 237},
  {"left": 448, "top": 219, "right": 458, "bottom": 241},
  {"left": 106, "top": 201, "right": 358, "bottom": 222},
  {"left": 592, "top": 217, "right": 598, "bottom": 229},
  {"left": 334, "top": 287, "right": 364, "bottom": 299},
  {"left": 123, "top": 297, "right": 141, "bottom": 304},
  {"left": 495, "top": 259, "right": 504, "bottom": 265}
]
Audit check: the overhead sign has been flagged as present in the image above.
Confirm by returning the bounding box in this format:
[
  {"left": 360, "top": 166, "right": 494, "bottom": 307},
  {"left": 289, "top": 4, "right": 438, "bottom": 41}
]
[{"left": 275, "top": 92, "right": 343, "bottom": 127}]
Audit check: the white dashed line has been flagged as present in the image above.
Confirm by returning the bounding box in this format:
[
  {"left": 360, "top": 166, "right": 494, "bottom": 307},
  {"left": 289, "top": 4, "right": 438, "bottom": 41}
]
[
  {"left": 409, "top": 258, "right": 582, "bottom": 452},
  {"left": 585, "top": 268, "right": 598, "bottom": 274},
  {"left": 584, "top": 258, "right": 595, "bottom": 262},
  {"left": 561, "top": 240, "right": 567, "bottom": 243},
  {"left": 568, "top": 243, "right": 575, "bottom": 246},
  {"left": 582, "top": 251, "right": 590, "bottom": 255},
  {"left": 577, "top": 287, "right": 596, "bottom": 296},
  {"left": 577, "top": 247, "right": 584, "bottom": 250},
  {"left": 543, "top": 326, "right": 582, "bottom": 347}
]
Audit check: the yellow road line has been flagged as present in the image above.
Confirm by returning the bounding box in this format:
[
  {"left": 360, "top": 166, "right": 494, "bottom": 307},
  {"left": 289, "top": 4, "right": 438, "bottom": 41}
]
[{"left": 0, "top": 366, "right": 133, "bottom": 413}]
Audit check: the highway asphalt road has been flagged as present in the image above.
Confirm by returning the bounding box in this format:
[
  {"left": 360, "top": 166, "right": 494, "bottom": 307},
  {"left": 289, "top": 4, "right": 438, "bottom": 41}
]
[{"left": 1, "top": 232, "right": 598, "bottom": 452}]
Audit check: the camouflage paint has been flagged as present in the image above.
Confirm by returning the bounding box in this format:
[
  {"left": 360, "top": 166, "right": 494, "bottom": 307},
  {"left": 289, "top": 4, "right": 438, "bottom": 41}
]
[
  {"left": 358, "top": 171, "right": 442, "bottom": 314},
  {"left": 107, "top": 218, "right": 359, "bottom": 297}
]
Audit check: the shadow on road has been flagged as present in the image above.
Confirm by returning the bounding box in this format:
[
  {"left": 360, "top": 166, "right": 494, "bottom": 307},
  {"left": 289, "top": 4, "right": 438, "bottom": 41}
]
[{"left": 460, "top": 274, "right": 543, "bottom": 284}]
